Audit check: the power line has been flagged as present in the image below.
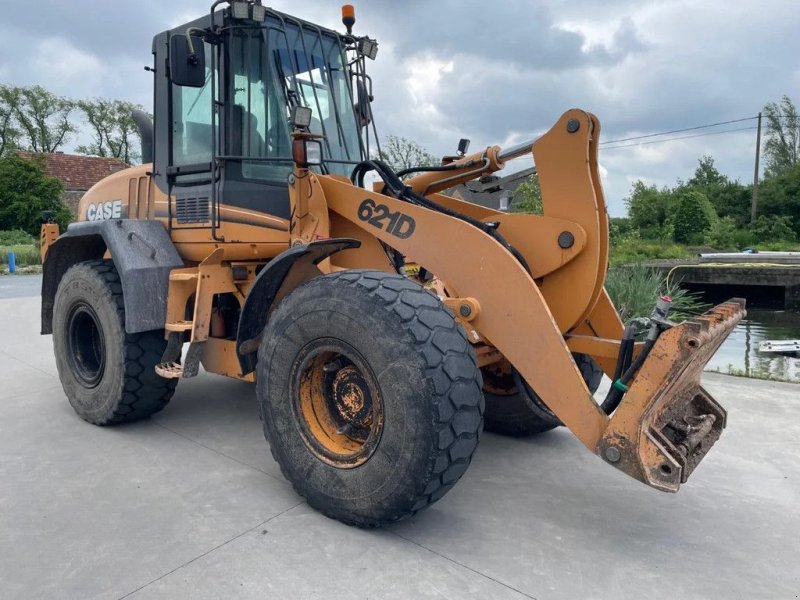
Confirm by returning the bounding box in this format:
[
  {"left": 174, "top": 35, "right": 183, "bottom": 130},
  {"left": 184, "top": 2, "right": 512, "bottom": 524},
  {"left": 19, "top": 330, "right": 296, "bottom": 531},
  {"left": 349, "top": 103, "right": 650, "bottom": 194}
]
[
  {"left": 601, "top": 125, "right": 758, "bottom": 150},
  {"left": 505, "top": 122, "right": 761, "bottom": 160},
  {"left": 599, "top": 116, "right": 758, "bottom": 145}
]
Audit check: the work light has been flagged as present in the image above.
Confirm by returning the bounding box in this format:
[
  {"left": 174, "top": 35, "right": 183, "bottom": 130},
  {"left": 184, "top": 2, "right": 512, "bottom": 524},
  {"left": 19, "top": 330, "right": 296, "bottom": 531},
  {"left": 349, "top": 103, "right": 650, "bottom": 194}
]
[
  {"left": 290, "top": 105, "right": 313, "bottom": 129},
  {"left": 251, "top": 3, "right": 267, "bottom": 22},
  {"left": 358, "top": 38, "right": 378, "bottom": 60},
  {"left": 231, "top": 1, "right": 250, "bottom": 20}
]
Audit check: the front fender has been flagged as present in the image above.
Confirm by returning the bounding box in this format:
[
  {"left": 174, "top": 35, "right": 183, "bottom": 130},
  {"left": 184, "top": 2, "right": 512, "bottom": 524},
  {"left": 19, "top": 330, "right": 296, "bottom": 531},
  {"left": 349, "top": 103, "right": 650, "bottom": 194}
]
[{"left": 236, "top": 238, "right": 360, "bottom": 374}]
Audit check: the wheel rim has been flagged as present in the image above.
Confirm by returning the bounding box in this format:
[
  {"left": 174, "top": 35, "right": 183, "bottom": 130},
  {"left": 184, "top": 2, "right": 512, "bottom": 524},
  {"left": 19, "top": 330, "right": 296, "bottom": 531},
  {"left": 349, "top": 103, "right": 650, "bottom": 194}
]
[
  {"left": 66, "top": 302, "right": 106, "bottom": 388},
  {"left": 291, "top": 339, "right": 384, "bottom": 469}
]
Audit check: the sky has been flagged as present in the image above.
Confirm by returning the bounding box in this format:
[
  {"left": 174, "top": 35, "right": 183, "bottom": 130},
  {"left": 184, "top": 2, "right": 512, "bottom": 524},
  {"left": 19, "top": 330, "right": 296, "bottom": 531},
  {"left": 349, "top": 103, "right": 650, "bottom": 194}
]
[{"left": 1, "top": 0, "right": 798, "bottom": 215}]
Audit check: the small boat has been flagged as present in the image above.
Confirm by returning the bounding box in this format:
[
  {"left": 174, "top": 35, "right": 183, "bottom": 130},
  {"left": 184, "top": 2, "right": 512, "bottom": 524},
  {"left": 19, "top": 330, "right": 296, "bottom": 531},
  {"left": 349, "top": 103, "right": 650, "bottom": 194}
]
[{"left": 758, "top": 340, "right": 800, "bottom": 357}]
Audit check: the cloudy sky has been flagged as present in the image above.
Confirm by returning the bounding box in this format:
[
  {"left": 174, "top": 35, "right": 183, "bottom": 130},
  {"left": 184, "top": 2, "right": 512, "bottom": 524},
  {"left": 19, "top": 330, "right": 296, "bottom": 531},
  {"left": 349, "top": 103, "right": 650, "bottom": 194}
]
[{"left": 1, "top": 0, "right": 797, "bottom": 215}]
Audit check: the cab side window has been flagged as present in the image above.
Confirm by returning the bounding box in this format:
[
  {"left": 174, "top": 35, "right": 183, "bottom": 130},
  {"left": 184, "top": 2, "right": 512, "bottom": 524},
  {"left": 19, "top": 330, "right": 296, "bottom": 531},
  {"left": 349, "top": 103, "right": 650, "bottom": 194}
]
[{"left": 171, "top": 42, "right": 216, "bottom": 167}]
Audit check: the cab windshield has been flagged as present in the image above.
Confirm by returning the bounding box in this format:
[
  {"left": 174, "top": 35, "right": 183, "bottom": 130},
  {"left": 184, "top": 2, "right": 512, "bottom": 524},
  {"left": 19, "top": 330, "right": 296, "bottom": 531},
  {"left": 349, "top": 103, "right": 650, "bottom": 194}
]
[{"left": 227, "top": 18, "right": 364, "bottom": 180}]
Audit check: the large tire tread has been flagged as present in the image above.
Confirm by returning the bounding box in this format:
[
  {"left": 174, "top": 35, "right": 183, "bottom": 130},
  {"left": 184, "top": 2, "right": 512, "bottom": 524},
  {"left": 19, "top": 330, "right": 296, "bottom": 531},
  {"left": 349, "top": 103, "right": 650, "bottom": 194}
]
[
  {"left": 261, "top": 270, "right": 484, "bottom": 527},
  {"left": 55, "top": 260, "right": 176, "bottom": 425}
]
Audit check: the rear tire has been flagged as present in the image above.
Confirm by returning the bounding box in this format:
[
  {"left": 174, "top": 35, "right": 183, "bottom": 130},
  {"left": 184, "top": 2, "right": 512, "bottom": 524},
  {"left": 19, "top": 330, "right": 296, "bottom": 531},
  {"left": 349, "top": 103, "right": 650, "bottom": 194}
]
[
  {"left": 482, "top": 353, "right": 602, "bottom": 436},
  {"left": 257, "top": 270, "right": 484, "bottom": 527},
  {"left": 52, "top": 259, "right": 177, "bottom": 425}
]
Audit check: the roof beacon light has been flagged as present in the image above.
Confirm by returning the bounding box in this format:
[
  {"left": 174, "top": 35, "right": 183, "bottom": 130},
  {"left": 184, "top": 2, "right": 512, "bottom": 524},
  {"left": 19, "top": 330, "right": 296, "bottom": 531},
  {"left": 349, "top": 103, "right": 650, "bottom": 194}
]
[{"left": 342, "top": 5, "right": 356, "bottom": 34}]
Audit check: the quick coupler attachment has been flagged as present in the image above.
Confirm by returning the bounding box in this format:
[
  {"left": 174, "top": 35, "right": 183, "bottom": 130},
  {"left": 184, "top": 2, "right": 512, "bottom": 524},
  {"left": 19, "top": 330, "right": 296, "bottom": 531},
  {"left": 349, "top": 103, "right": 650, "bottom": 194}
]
[{"left": 597, "top": 299, "right": 746, "bottom": 492}]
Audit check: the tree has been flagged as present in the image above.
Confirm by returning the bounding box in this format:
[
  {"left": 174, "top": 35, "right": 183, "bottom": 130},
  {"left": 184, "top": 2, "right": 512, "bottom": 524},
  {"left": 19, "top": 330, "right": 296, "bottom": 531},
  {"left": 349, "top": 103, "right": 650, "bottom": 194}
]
[
  {"left": 684, "top": 155, "right": 751, "bottom": 227},
  {"left": 12, "top": 86, "right": 76, "bottom": 153},
  {"left": 0, "top": 85, "right": 22, "bottom": 157},
  {"left": 758, "top": 162, "right": 800, "bottom": 237},
  {"left": 76, "top": 99, "right": 143, "bottom": 164},
  {"left": 511, "top": 175, "right": 542, "bottom": 213},
  {"left": 378, "top": 135, "right": 438, "bottom": 176},
  {"left": 688, "top": 155, "right": 727, "bottom": 187},
  {"left": 624, "top": 180, "right": 677, "bottom": 233},
  {"left": 0, "top": 154, "right": 70, "bottom": 235},
  {"left": 763, "top": 95, "right": 799, "bottom": 178},
  {"left": 672, "top": 190, "right": 717, "bottom": 244}
]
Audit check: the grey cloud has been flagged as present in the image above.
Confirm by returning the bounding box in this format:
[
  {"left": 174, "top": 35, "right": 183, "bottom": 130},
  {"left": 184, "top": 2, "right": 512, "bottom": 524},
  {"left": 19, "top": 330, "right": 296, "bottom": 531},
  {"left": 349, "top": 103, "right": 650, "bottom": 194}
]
[{"left": 0, "top": 0, "right": 797, "bottom": 215}]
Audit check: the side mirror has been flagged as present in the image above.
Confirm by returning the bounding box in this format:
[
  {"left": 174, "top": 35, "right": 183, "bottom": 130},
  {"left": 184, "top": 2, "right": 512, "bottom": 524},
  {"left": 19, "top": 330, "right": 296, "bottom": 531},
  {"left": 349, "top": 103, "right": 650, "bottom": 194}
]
[
  {"left": 354, "top": 79, "right": 373, "bottom": 128},
  {"left": 170, "top": 34, "right": 206, "bottom": 88}
]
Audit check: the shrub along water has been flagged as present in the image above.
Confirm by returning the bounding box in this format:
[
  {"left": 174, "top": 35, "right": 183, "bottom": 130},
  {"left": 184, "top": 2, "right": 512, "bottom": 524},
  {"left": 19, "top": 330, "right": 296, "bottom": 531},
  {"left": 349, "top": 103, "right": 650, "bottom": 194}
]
[{"left": 605, "top": 264, "right": 708, "bottom": 323}]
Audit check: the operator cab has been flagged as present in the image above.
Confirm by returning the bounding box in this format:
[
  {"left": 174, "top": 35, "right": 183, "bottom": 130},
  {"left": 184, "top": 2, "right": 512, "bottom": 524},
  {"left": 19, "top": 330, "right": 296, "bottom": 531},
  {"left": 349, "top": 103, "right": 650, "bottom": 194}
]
[{"left": 148, "top": 1, "right": 378, "bottom": 239}]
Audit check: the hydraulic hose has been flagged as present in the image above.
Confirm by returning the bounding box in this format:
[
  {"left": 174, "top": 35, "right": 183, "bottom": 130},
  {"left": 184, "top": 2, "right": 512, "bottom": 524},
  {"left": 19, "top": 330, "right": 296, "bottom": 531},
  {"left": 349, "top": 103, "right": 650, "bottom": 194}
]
[
  {"left": 351, "top": 160, "right": 532, "bottom": 275},
  {"left": 600, "top": 296, "right": 673, "bottom": 415}
]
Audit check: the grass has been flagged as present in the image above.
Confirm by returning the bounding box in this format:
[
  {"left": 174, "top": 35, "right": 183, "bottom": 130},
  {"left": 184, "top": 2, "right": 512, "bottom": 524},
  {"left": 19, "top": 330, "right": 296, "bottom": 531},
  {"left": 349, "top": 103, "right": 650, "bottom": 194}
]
[
  {"left": 605, "top": 264, "right": 708, "bottom": 323},
  {"left": 0, "top": 244, "right": 41, "bottom": 267},
  {"left": 610, "top": 238, "right": 693, "bottom": 265}
]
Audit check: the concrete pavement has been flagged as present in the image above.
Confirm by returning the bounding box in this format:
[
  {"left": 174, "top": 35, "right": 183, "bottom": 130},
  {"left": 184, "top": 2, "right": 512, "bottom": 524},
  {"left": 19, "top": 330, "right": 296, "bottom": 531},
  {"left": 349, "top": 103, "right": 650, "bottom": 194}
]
[{"left": 0, "top": 277, "right": 798, "bottom": 599}]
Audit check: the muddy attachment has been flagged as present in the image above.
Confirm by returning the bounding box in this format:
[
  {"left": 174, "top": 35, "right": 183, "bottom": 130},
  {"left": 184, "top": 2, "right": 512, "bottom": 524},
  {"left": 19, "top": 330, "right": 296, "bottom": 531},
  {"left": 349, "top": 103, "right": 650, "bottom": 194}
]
[{"left": 598, "top": 299, "right": 746, "bottom": 492}]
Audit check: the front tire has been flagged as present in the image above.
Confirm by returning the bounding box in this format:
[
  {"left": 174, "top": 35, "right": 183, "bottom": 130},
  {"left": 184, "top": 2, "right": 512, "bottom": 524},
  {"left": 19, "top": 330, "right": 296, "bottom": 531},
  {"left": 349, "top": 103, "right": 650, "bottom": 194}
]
[
  {"left": 482, "top": 353, "right": 603, "bottom": 436},
  {"left": 52, "top": 260, "right": 177, "bottom": 425},
  {"left": 257, "top": 270, "right": 484, "bottom": 527}
]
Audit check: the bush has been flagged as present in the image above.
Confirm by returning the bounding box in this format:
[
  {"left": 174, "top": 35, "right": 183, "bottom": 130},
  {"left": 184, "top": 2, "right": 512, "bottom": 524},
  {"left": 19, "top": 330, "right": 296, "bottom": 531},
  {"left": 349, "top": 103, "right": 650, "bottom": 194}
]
[
  {"left": 673, "top": 190, "right": 717, "bottom": 244},
  {"left": 610, "top": 237, "right": 693, "bottom": 265},
  {"left": 751, "top": 214, "right": 796, "bottom": 242},
  {"left": 0, "top": 154, "right": 71, "bottom": 236},
  {"left": 0, "top": 229, "right": 36, "bottom": 245},
  {"left": 704, "top": 216, "right": 737, "bottom": 250},
  {"left": 732, "top": 228, "right": 756, "bottom": 249},
  {"left": 606, "top": 264, "right": 708, "bottom": 323},
  {"left": 0, "top": 244, "right": 41, "bottom": 266}
]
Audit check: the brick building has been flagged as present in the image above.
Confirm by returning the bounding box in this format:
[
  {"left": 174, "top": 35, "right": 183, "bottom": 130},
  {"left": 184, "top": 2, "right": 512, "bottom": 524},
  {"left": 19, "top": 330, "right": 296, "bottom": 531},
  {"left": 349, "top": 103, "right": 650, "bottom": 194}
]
[{"left": 18, "top": 152, "right": 129, "bottom": 217}]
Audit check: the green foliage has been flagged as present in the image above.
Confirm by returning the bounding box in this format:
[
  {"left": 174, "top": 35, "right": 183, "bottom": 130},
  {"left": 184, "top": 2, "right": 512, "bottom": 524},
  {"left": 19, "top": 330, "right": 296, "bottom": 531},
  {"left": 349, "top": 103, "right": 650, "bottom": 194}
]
[
  {"left": 0, "top": 229, "right": 35, "bottom": 245},
  {"left": 378, "top": 135, "right": 438, "bottom": 176},
  {"left": 704, "top": 216, "right": 737, "bottom": 250},
  {"left": 511, "top": 175, "right": 542, "bottom": 214},
  {"left": 751, "top": 214, "right": 796, "bottom": 242},
  {"left": 685, "top": 155, "right": 752, "bottom": 227},
  {"left": 732, "top": 228, "right": 756, "bottom": 249},
  {"left": 0, "top": 244, "right": 40, "bottom": 266},
  {"left": 610, "top": 237, "right": 692, "bottom": 265},
  {"left": 763, "top": 95, "right": 799, "bottom": 178},
  {"left": 10, "top": 86, "right": 76, "bottom": 153},
  {"left": 0, "top": 84, "right": 144, "bottom": 162},
  {"left": 672, "top": 190, "right": 716, "bottom": 244},
  {"left": 0, "top": 154, "right": 70, "bottom": 236},
  {"left": 605, "top": 264, "right": 708, "bottom": 323},
  {"left": 758, "top": 162, "right": 800, "bottom": 237},
  {"left": 624, "top": 180, "right": 677, "bottom": 232},
  {"left": 76, "top": 99, "right": 145, "bottom": 164},
  {"left": 0, "top": 85, "right": 22, "bottom": 157}
]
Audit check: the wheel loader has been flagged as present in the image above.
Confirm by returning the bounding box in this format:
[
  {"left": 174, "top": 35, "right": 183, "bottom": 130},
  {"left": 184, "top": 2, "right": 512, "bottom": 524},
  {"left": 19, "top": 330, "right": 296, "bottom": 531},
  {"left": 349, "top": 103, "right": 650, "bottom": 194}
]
[{"left": 40, "top": 1, "right": 745, "bottom": 527}]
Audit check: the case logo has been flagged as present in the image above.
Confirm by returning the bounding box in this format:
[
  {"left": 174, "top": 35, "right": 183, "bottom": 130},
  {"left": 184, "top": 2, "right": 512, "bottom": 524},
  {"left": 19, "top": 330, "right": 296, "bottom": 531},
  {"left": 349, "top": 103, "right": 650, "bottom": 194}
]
[{"left": 86, "top": 200, "right": 124, "bottom": 221}]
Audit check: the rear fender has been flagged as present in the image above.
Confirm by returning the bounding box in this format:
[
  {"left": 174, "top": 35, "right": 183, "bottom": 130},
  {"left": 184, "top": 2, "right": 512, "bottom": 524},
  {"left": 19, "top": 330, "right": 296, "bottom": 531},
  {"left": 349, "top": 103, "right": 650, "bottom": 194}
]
[{"left": 41, "top": 220, "right": 183, "bottom": 335}]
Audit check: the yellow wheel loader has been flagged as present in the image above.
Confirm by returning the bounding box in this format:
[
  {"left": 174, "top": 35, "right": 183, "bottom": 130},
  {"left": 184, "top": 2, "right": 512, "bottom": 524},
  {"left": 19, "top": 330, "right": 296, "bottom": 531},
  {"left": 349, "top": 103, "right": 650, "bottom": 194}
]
[{"left": 40, "top": 2, "right": 745, "bottom": 527}]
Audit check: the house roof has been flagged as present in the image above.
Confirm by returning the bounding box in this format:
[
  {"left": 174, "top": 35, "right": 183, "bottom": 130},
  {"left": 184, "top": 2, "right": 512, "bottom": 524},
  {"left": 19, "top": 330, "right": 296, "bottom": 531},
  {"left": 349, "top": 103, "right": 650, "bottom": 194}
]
[{"left": 17, "top": 151, "right": 129, "bottom": 191}]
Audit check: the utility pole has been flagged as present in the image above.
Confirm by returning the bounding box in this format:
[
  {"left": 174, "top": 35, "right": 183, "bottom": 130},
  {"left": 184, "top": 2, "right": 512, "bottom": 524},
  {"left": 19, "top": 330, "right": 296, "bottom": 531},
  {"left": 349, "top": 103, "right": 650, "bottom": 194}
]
[{"left": 751, "top": 111, "right": 762, "bottom": 223}]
